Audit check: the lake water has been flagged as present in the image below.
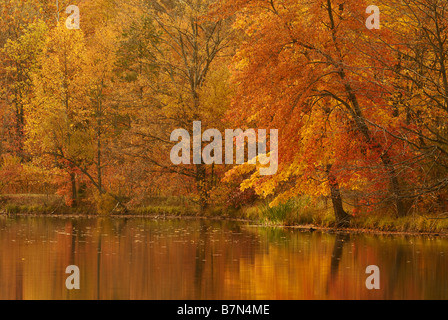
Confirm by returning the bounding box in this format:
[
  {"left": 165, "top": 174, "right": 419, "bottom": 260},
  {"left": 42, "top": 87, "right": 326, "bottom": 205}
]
[{"left": 0, "top": 216, "right": 447, "bottom": 300}]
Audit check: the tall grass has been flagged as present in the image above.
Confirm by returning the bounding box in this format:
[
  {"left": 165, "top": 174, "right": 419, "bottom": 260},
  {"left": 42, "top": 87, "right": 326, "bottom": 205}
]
[
  {"left": 351, "top": 213, "right": 448, "bottom": 233},
  {"left": 260, "top": 199, "right": 296, "bottom": 223},
  {"left": 255, "top": 196, "right": 335, "bottom": 226}
]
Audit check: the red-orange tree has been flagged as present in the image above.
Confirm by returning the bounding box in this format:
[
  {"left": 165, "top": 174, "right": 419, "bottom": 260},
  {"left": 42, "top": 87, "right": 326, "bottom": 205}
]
[{"left": 217, "top": 0, "right": 417, "bottom": 223}]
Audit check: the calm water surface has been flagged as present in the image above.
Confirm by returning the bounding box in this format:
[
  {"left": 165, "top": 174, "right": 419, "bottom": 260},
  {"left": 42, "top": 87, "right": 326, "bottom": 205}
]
[{"left": 0, "top": 216, "right": 447, "bottom": 299}]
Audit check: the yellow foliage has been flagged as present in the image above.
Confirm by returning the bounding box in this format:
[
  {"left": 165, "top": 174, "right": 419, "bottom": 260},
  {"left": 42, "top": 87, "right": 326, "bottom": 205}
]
[{"left": 94, "top": 192, "right": 117, "bottom": 215}]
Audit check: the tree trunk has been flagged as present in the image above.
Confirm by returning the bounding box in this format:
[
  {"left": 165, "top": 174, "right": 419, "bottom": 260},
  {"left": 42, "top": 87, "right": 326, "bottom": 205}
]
[
  {"left": 327, "top": 165, "right": 350, "bottom": 227},
  {"left": 196, "top": 163, "right": 208, "bottom": 213},
  {"left": 325, "top": 0, "right": 407, "bottom": 217},
  {"left": 14, "top": 102, "right": 25, "bottom": 159},
  {"left": 97, "top": 119, "right": 103, "bottom": 195},
  {"left": 380, "top": 153, "right": 406, "bottom": 217},
  {"left": 70, "top": 171, "right": 77, "bottom": 207}
]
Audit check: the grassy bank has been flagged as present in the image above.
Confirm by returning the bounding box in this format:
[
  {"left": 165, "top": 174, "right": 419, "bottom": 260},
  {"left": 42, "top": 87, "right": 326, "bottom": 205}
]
[
  {"left": 2, "top": 194, "right": 448, "bottom": 235},
  {"left": 229, "top": 197, "right": 448, "bottom": 234},
  {"left": 0, "top": 194, "right": 97, "bottom": 215}
]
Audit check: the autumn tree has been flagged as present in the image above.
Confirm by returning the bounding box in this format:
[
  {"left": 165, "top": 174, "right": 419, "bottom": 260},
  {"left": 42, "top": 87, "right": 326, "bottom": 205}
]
[
  {"left": 117, "top": 0, "right": 234, "bottom": 211},
  {"left": 0, "top": 0, "right": 47, "bottom": 47},
  {"left": 25, "top": 23, "right": 90, "bottom": 205},
  {"left": 0, "top": 20, "right": 47, "bottom": 159},
  {"left": 217, "top": 0, "right": 416, "bottom": 224},
  {"left": 0, "top": 0, "right": 56, "bottom": 158},
  {"left": 378, "top": 0, "right": 448, "bottom": 212}
]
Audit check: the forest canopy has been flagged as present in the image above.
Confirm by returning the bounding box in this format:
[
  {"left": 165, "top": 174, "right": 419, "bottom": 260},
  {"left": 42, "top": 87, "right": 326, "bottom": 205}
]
[{"left": 1, "top": 0, "right": 448, "bottom": 226}]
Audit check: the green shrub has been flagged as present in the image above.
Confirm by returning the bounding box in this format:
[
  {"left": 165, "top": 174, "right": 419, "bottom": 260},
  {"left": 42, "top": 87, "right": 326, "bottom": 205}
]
[{"left": 261, "top": 200, "right": 296, "bottom": 222}]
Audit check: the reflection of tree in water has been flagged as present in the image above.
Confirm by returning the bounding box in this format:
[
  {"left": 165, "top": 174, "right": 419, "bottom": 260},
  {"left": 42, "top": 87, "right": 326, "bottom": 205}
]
[
  {"left": 15, "top": 258, "right": 23, "bottom": 300},
  {"left": 193, "top": 220, "right": 262, "bottom": 299},
  {"left": 8, "top": 217, "right": 448, "bottom": 299},
  {"left": 69, "top": 219, "right": 79, "bottom": 265},
  {"left": 194, "top": 219, "right": 208, "bottom": 299},
  {"left": 112, "top": 218, "right": 129, "bottom": 235},
  {"left": 386, "top": 243, "right": 405, "bottom": 299},
  {"left": 94, "top": 217, "right": 118, "bottom": 299},
  {"left": 65, "top": 219, "right": 77, "bottom": 300},
  {"left": 262, "top": 228, "right": 288, "bottom": 243},
  {"left": 326, "top": 233, "right": 350, "bottom": 295}
]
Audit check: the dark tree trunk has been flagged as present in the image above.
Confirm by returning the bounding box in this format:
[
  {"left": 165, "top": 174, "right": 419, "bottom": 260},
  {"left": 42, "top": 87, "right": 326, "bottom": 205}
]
[
  {"left": 380, "top": 153, "right": 406, "bottom": 217},
  {"left": 13, "top": 102, "right": 25, "bottom": 159},
  {"left": 70, "top": 171, "right": 77, "bottom": 207},
  {"left": 325, "top": 0, "right": 407, "bottom": 218},
  {"left": 327, "top": 165, "right": 351, "bottom": 227}
]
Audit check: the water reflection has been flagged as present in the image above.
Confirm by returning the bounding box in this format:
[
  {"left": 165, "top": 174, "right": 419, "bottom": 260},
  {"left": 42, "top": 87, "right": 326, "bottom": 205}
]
[
  {"left": 326, "top": 233, "right": 350, "bottom": 295},
  {"left": 0, "top": 216, "right": 447, "bottom": 300}
]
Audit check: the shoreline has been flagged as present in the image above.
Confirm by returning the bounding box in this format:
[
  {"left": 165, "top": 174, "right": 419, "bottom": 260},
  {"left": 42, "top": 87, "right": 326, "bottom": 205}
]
[{"left": 2, "top": 211, "right": 447, "bottom": 238}]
